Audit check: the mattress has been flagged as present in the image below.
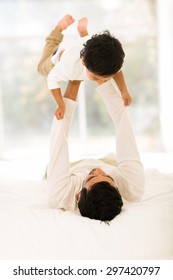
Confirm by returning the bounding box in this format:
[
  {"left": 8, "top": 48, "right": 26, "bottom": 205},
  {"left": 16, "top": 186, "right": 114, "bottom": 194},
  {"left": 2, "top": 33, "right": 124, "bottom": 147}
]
[{"left": 0, "top": 159, "right": 173, "bottom": 260}]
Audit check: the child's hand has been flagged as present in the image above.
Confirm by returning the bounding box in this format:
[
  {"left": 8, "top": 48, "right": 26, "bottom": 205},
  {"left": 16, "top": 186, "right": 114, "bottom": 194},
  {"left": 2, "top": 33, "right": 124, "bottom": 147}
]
[
  {"left": 55, "top": 104, "right": 65, "bottom": 120},
  {"left": 121, "top": 90, "right": 132, "bottom": 106}
]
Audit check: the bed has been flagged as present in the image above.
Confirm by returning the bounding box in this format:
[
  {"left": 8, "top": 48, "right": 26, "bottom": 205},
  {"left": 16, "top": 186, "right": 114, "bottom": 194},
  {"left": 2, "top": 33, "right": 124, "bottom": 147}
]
[{"left": 0, "top": 154, "right": 173, "bottom": 260}]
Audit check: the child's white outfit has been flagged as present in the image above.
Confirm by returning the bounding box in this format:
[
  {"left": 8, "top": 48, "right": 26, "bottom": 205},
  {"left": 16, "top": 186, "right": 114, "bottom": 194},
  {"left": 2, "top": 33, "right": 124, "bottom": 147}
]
[{"left": 47, "top": 35, "right": 90, "bottom": 90}]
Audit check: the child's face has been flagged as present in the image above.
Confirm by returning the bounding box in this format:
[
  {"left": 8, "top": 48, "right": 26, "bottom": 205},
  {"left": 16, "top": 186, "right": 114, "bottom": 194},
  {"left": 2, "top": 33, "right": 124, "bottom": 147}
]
[{"left": 85, "top": 68, "right": 114, "bottom": 84}]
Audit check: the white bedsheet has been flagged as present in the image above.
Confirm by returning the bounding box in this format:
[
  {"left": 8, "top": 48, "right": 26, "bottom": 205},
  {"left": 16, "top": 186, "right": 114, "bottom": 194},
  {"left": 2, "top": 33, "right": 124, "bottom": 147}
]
[{"left": 0, "top": 161, "right": 173, "bottom": 260}]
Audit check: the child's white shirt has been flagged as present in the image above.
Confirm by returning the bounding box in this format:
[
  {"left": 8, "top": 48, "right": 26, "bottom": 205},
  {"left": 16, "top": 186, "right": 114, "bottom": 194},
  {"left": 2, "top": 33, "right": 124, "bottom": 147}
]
[{"left": 47, "top": 36, "right": 90, "bottom": 90}]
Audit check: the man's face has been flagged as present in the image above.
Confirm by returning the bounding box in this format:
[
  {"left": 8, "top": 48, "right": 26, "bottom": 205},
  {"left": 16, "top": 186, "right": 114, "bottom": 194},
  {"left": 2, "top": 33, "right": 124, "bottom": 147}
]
[
  {"left": 83, "top": 167, "right": 116, "bottom": 191},
  {"left": 76, "top": 167, "right": 117, "bottom": 202},
  {"left": 85, "top": 69, "right": 114, "bottom": 84}
]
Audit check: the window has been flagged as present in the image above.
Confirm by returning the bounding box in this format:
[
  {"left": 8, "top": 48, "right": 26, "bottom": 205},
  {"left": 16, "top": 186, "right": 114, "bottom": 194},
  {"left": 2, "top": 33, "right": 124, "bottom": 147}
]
[{"left": 0, "top": 0, "right": 161, "bottom": 159}]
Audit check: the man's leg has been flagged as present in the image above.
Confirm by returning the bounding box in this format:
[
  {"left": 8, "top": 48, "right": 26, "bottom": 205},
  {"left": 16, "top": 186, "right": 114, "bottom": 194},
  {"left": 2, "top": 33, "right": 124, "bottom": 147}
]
[{"left": 37, "top": 15, "right": 74, "bottom": 76}]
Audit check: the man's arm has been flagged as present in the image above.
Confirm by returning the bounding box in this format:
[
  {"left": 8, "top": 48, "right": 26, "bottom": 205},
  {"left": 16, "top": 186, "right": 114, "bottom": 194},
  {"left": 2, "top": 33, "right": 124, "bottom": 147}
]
[
  {"left": 96, "top": 80, "right": 145, "bottom": 201},
  {"left": 47, "top": 81, "right": 81, "bottom": 209},
  {"left": 52, "top": 81, "right": 81, "bottom": 120}
]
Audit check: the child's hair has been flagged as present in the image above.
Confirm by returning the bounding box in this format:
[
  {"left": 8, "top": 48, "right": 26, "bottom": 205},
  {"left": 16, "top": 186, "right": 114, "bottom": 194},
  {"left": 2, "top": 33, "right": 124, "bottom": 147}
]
[{"left": 80, "top": 30, "right": 125, "bottom": 76}]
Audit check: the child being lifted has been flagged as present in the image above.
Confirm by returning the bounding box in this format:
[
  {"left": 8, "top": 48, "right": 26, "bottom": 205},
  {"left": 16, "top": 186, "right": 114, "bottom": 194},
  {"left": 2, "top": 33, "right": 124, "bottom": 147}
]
[{"left": 38, "top": 15, "right": 132, "bottom": 119}]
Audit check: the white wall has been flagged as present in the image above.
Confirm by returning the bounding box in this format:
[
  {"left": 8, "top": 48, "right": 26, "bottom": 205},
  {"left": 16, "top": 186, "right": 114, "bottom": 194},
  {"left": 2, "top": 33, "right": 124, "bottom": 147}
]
[
  {"left": 157, "top": 0, "right": 173, "bottom": 151},
  {"left": 0, "top": 84, "right": 4, "bottom": 158}
]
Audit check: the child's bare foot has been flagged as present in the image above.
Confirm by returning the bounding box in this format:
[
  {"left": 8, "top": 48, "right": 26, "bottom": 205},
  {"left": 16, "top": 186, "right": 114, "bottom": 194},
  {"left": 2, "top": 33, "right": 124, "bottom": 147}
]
[
  {"left": 55, "top": 14, "right": 75, "bottom": 32},
  {"left": 77, "top": 17, "right": 88, "bottom": 37}
]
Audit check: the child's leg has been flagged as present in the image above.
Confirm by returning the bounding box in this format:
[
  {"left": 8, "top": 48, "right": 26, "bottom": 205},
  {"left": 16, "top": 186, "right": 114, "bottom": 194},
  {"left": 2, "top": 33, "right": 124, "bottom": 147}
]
[
  {"left": 77, "top": 17, "right": 88, "bottom": 37},
  {"left": 37, "top": 15, "right": 75, "bottom": 76}
]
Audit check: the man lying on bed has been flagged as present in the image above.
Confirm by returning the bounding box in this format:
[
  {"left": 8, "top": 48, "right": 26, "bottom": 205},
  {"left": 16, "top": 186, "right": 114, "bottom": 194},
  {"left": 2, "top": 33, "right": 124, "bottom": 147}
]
[{"left": 46, "top": 80, "right": 145, "bottom": 222}]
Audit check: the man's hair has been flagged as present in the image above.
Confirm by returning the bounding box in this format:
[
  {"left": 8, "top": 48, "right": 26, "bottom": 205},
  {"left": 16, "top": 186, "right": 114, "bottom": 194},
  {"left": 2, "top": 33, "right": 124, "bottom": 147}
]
[
  {"left": 78, "top": 182, "right": 123, "bottom": 222},
  {"left": 80, "top": 30, "right": 125, "bottom": 76}
]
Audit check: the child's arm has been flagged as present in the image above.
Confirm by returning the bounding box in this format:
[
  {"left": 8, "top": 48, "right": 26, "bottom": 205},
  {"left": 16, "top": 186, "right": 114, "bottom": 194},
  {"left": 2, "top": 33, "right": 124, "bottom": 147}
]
[
  {"left": 51, "top": 88, "right": 65, "bottom": 120},
  {"left": 113, "top": 70, "right": 132, "bottom": 106}
]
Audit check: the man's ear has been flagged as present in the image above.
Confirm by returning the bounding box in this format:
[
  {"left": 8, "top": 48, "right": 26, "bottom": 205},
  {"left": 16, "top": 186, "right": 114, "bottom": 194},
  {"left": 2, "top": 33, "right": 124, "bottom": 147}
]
[{"left": 76, "top": 192, "right": 81, "bottom": 202}]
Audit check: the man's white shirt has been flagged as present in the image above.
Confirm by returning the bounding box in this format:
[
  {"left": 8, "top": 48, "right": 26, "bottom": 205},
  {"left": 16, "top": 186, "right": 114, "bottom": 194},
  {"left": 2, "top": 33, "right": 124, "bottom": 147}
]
[{"left": 47, "top": 80, "right": 145, "bottom": 211}]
